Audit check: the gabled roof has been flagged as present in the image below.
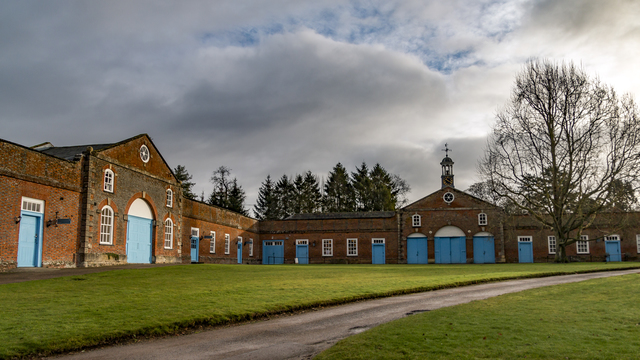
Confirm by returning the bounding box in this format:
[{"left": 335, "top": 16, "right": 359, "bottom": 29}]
[
  {"left": 402, "top": 186, "right": 499, "bottom": 210},
  {"left": 38, "top": 143, "right": 114, "bottom": 161},
  {"left": 286, "top": 211, "right": 396, "bottom": 220}
]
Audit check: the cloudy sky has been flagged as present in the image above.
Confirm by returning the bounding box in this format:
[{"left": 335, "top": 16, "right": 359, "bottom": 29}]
[{"left": 2, "top": 0, "right": 639, "bottom": 210}]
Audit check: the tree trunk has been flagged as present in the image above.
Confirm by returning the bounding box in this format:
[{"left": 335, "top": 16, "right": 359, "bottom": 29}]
[{"left": 555, "top": 244, "right": 569, "bottom": 263}]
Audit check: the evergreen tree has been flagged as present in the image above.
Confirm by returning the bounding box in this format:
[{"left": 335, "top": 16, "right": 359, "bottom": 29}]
[
  {"left": 228, "top": 179, "right": 248, "bottom": 216},
  {"left": 352, "top": 162, "right": 373, "bottom": 211},
  {"left": 369, "top": 163, "right": 395, "bottom": 211},
  {"left": 297, "top": 171, "right": 322, "bottom": 213},
  {"left": 173, "top": 165, "right": 196, "bottom": 200},
  {"left": 253, "top": 175, "right": 279, "bottom": 220},
  {"left": 274, "top": 174, "right": 296, "bottom": 219},
  {"left": 323, "top": 163, "right": 355, "bottom": 212}
]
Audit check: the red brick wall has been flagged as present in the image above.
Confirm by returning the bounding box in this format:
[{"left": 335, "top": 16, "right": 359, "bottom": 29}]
[
  {"left": 181, "top": 199, "right": 260, "bottom": 264},
  {"left": 0, "top": 140, "right": 83, "bottom": 270},
  {"left": 259, "top": 216, "right": 398, "bottom": 264}
]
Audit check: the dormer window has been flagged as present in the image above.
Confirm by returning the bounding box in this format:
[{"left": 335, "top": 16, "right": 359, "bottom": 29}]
[
  {"left": 104, "top": 169, "right": 114, "bottom": 193},
  {"left": 412, "top": 214, "right": 421, "bottom": 227},
  {"left": 478, "top": 213, "right": 487, "bottom": 226},
  {"left": 166, "top": 189, "right": 173, "bottom": 208}
]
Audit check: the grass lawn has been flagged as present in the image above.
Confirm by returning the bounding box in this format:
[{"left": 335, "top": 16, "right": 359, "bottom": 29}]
[
  {"left": 1, "top": 263, "right": 638, "bottom": 359},
  {"left": 316, "top": 272, "right": 640, "bottom": 360}
]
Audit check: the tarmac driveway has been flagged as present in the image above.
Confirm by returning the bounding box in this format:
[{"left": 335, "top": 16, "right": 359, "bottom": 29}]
[{"left": 50, "top": 268, "right": 640, "bottom": 360}]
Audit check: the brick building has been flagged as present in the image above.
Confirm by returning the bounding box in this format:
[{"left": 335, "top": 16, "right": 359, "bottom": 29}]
[{"left": 1, "top": 135, "right": 638, "bottom": 271}]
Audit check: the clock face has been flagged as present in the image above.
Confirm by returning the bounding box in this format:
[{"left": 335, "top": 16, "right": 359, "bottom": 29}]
[
  {"left": 140, "top": 145, "right": 150, "bottom": 163},
  {"left": 443, "top": 177, "right": 453, "bottom": 186},
  {"left": 443, "top": 192, "right": 454, "bottom": 203}
]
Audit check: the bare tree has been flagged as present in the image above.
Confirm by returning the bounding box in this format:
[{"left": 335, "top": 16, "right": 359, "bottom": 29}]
[{"left": 480, "top": 59, "right": 640, "bottom": 262}]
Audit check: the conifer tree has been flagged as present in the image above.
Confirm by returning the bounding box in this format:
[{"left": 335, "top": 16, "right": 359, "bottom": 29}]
[
  {"left": 275, "top": 174, "right": 296, "bottom": 219},
  {"left": 207, "top": 166, "right": 247, "bottom": 215},
  {"left": 173, "top": 165, "right": 196, "bottom": 200},
  {"left": 253, "top": 175, "right": 278, "bottom": 220},
  {"left": 298, "top": 171, "right": 322, "bottom": 213},
  {"left": 352, "top": 162, "right": 373, "bottom": 211},
  {"left": 323, "top": 163, "right": 355, "bottom": 212}
]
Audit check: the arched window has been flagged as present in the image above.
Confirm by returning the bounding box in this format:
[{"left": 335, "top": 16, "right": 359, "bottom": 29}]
[
  {"left": 412, "top": 214, "right": 421, "bottom": 227},
  {"left": 166, "top": 189, "right": 173, "bottom": 208},
  {"left": 104, "top": 169, "right": 114, "bottom": 193},
  {"left": 164, "top": 219, "right": 173, "bottom": 249},
  {"left": 100, "top": 206, "right": 114, "bottom": 245}
]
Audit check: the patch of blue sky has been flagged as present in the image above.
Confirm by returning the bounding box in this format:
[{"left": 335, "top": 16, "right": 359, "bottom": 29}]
[{"left": 198, "top": 23, "right": 286, "bottom": 47}]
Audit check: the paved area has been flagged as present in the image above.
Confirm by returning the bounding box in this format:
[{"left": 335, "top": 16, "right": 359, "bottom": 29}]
[
  {"left": 0, "top": 263, "right": 181, "bottom": 284},
  {"left": 49, "top": 268, "right": 639, "bottom": 360}
]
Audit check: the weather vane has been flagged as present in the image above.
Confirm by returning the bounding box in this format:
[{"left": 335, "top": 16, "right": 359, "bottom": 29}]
[{"left": 442, "top": 143, "right": 451, "bottom": 157}]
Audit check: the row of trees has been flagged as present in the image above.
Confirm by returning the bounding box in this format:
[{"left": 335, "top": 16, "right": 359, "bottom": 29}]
[
  {"left": 254, "top": 162, "right": 410, "bottom": 220},
  {"left": 173, "top": 162, "right": 410, "bottom": 220}
]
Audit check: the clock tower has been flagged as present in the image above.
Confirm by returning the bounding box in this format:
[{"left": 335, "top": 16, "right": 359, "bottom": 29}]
[{"left": 440, "top": 144, "right": 454, "bottom": 189}]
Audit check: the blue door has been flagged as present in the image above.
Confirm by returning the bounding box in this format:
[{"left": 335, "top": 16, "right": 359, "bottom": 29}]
[
  {"left": 435, "top": 237, "right": 466, "bottom": 264},
  {"left": 263, "top": 240, "right": 284, "bottom": 264},
  {"left": 518, "top": 240, "right": 533, "bottom": 263},
  {"left": 190, "top": 236, "right": 199, "bottom": 262},
  {"left": 450, "top": 237, "right": 467, "bottom": 264},
  {"left": 237, "top": 241, "right": 243, "bottom": 264},
  {"left": 473, "top": 236, "right": 495, "bottom": 264},
  {"left": 407, "top": 237, "right": 428, "bottom": 264},
  {"left": 296, "top": 243, "right": 309, "bottom": 264},
  {"left": 605, "top": 241, "right": 621, "bottom": 262},
  {"left": 17, "top": 214, "right": 41, "bottom": 267},
  {"left": 372, "top": 241, "right": 385, "bottom": 264},
  {"left": 127, "top": 215, "right": 153, "bottom": 264}
]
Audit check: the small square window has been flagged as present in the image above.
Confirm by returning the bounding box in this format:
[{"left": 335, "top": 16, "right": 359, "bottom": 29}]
[{"left": 478, "top": 213, "right": 487, "bottom": 226}]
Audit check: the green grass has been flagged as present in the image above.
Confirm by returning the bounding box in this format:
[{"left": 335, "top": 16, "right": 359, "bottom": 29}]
[
  {"left": 316, "top": 273, "right": 640, "bottom": 360},
  {"left": 1, "top": 263, "right": 638, "bottom": 359}
]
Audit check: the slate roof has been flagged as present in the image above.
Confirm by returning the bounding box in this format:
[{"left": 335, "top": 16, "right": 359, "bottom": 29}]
[
  {"left": 286, "top": 211, "right": 396, "bottom": 220},
  {"left": 38, "top": 144, "right": 114, "bottom": 161}
]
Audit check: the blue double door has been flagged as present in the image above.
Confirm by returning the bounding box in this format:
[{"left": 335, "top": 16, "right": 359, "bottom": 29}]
[
  {"left": 127, "top": 215, "right": 153, "bottom": 264},
  {"left": 435, "top": 237, "right": 466, "bottom": 264},
  {"left": 407, "top": 237, "right": 428, "bottom": 264},
  {"left": 17, "top": 213, "right": 43, "bottom": 267},
  {"left": 263, "top": 240, "right": 284, "bottom": 264},
  {"left": 473, "top": 236, "right": 495, "bottom": 264}
]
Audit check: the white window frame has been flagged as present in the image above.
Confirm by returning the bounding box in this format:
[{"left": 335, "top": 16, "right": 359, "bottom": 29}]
[
  {"left": 518, "top": 236, "right": 532, "bottom": 242},
  {"left": 323, "top": 239, "right": 333, "bottom": 256},
  {"left": 372, "top": 238, "right": 385, "bottom": 244},
  {"left": 347, "top": 238, "right": 358, "bottom": 256},
  {"left": 103, "top": 169, "right": 114, "bottom": 193},
  {"left": 224, "top": 234, "right": 230, "bottom": 255},
  {"left": 191, "top": 227, "right": 199, "bottom": 238},
  {"left": 412, "top": 214, "right": 421, "bottom": 227},
  {"left": 249, "top": 238, "right": 254, "bottom": 257},
  {"left": 548, "top": 236, "right": 556, "bottom": 254},
  {"left": 296, "top": 239, "right": 309, "bottom": 245},
  {"left": 100, "top": 205, "right": 114, "bottom": 245},
  {"left": 164, "top": 219, "right": 173, "bottom": 249},
  {"left": 605, "top": 235, "right": 620, "bottom": 241},
  {"left": 238, "top": 236, "right": 243, "bottom": 254},
  {"left": 576, "top": 235, "right": 589, "bottom": 254},
  {"left": 209, "top": 231, "right": 216, "bottom": 253},
  {"left": 478, "top": 213, "right": 487, "bottom": 226},
  {"left": 636, "top": 234, "right": 640, "bottom": 254},
  {"left": 21, "top": 197, "right": 44, "bottom": 213},
  {"left": 166, "top": 189, "right": 173, "bottom": 208}
]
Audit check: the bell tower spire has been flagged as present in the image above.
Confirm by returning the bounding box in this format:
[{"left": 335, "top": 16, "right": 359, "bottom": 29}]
[{"left": 440, "top": 143, "right": 454, "bottom": 188}]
